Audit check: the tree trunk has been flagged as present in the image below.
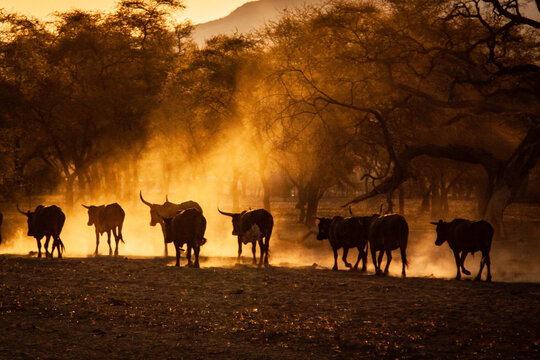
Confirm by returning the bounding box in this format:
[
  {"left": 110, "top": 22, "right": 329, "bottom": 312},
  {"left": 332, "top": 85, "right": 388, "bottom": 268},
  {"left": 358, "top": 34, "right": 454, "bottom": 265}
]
[
  {"left": 305, "top": 191, "right": 320, "bottom": 228},
  {"left": 398, "top": 187, "right": 405, "bottom": 215}
]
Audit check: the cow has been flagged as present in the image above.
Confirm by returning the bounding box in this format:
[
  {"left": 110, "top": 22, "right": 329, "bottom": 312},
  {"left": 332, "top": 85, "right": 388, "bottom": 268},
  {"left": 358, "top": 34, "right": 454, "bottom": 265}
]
[
  {"left": 82, "top": 203, "right": 125, "bottom": 256},
  {"left": 161, "top": 208, "right": 207, "bottom": 267},
  {"left": 139, "top": 191, "right": 202, "bottom": 256},
  {"left": 218, "top": 208, "right": 273, "bottom": 267},
  {"left": 369, "top": 214, "right": 409, "bottom": 277},
  {"left": 431, "top": 219, "right": 493, "bottom": 282},
  {"left": 17, "top": 204, "right": 65, "bottom": 258},
  {"left": 316, "top": 215, "right": 377, "bottom": 271}
]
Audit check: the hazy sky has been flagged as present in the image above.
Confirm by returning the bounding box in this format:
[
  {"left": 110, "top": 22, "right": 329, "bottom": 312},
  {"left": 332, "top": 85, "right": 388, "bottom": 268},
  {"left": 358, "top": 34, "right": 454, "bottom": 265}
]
[{"left": 0, "top": 0, "right": 250, "bottom": 24}]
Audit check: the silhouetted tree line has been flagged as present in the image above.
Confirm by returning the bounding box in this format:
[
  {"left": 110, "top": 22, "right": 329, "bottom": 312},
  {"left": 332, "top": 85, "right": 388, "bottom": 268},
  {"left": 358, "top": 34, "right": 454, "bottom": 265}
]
[{"left": 1, "top": 0, "right": 538, "bottom": 235}]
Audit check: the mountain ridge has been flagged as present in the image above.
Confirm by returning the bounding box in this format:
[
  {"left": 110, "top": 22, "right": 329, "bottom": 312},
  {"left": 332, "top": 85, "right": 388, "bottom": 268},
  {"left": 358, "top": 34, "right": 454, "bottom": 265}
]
[{"left": 192, "top": 0, "right": 324, "bottom": 45}]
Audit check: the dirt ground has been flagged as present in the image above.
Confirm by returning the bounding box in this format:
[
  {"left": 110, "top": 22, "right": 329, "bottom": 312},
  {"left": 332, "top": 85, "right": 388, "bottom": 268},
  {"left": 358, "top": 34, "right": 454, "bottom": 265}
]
[{"left": 1, "top": 255, "right": 539, "bottom": 360}]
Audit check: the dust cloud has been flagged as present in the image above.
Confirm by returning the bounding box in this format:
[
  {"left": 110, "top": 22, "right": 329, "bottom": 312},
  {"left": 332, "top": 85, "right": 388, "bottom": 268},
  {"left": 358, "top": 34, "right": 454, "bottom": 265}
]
[{"left": 1, "top": 133, "right": 539, "bottom": 284}]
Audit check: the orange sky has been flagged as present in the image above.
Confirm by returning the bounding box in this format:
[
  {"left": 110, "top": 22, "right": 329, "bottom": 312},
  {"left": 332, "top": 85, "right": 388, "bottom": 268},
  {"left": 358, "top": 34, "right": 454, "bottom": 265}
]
[{"left": 0, "top": 0, "right": 250, "bottom": 23}]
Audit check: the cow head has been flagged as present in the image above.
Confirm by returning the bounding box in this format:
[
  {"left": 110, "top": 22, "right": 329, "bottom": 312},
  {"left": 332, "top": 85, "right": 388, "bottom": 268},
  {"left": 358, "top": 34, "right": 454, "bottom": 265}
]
[
  {"left": 82, "top": 204, "right": 101, "bottom": 226},
  {"left": 430, "top": 219, "right": 449, "bottom": 246},
  {"left": 316, "top": 217, "right": 332, "bottom": 240},
  {"left": 140, "top": 191, "right": 162, "bottom": 226},
  {"left": 218, "top": 208, "right": 246, "bottom": 236},
  {"left": 17, "top": 204, "right": 41, "bottom": 237}
]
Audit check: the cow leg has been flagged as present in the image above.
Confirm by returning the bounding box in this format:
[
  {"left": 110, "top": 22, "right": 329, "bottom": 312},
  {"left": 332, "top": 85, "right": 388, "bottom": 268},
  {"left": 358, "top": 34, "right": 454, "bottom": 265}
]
[
  {"left": 258, "top": 238, "right": 265, "bottom": 267},
  {"left": 332, "top": 247, "right": 338, "bottom": 271},
  {"left": 370, "top": 246, "right": 380, "bottom": 274},
  {"left": 175, "top": 246, "right": 181, "bottom": 267},
  {"left": 263, "top": 235, "right": 270, "bottom": 267},
  {"left": 106, "top": 231, "right": 112, "bottom": 256},
  {"left": 460, "top": 252, "right": 471, "bottom": 275},
  {"left": 454, "top": 250, "right": 462, "bottom": 280},
  {"left": 377, "top": 251, "right": 384, "bottom": 274},
  {"left": 352, "top": 247, "right": 363, "bottom": 271},
  {"left": 400, "top": 247, "right": 407, "bottom": 278},
  {"left": 53, "top": 236, "right": 62, "bottom": 259},
  {"left": 342, "top": 248, "right": 352, "bottom": 269},
  {"left": 94, "top": 229, "right": 100, "bottom": 256},
  {"left": 384, "top": 249, "right": 392, "bottom": 275},
  {"left": 44, "top": 235, "right": 52, "bottom": 258},
  {"left": 475, "top": 251, "right": 491, "bottom": 282},
  {"left": 252, "top": 241, "right": 258, "bottom": 265},
  {"left": 36, "top": 238, "right": 42, "bottom": 258},
  {"left": 193, "top": 246, "right": 200, "bottom": 268},
  {"left": 113, "top": 227, "right": 119, "bottom": 256},
  {"left": 187, "top": 246, "right": 193, "bottom": 267},
  {"left": 361, "top": 245, "right": 368, "bottom": 272},
  {"left": 237, "top": 239, "right": 243, "bottom": 263},
  {"left": 161, "top": 225, "right": 168, "bottom": 257}
]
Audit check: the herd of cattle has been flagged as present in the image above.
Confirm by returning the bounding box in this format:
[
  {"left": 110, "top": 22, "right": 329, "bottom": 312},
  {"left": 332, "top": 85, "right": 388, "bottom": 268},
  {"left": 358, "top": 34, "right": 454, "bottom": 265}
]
[{"left": 0, "top": 192, "right": 494, "bottom": 281}]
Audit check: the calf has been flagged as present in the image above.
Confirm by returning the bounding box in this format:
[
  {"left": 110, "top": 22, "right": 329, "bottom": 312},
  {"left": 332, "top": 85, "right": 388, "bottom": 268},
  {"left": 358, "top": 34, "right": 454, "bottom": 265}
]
[
  {"left": 83, "top": 203, "right": 125, "bottom": 256},
  {"left": 162, "top": 208, "right": 207, "bottom": 267},
  {"left": 369, "top": 214, "right": 409, "bottom": 277},
  {"left": 218, "top": 208, "right": 273, "bottom": 267},
  {"left": 316, "top": 215, "right": 376, "bottom": 271},
  {"left": 431, "top": 219, "right": 493, "bottom": 282}
]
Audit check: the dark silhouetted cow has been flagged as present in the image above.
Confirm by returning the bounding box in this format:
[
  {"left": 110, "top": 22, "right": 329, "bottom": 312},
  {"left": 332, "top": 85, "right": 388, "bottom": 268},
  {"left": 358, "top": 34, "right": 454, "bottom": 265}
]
[
  {"left": 369, "top": 214, "right": 408, "bottom": 277},
  {"left": 17, "top": 204, "right": 65, "bottom": 258},
  {"left": 162, "top": 208, "right": 207, "bottom": 267},
  {"left": 139, "top": 191, "right": 202, "bottom": 256},
  {"left": 82, "top": 203, "right": 125, "bottom": 256},
  {"left": 431, "top": 219, "right": 493, "bottom": 282},
  {"left": 218, "top": 208, "right": 273, "bottom": 267},
  {"left": 316, "top": 215, "right": 377, "bottom": 271}
]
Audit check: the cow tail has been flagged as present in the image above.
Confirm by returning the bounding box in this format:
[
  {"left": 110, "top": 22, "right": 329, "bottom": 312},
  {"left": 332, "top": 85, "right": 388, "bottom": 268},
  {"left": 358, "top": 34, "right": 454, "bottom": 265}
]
[
  {"left": 59, "top": 239, "right": 66, "bottom": 254},
  {"left": 401, "top": 221, "right": 408, "bottom": 267}
]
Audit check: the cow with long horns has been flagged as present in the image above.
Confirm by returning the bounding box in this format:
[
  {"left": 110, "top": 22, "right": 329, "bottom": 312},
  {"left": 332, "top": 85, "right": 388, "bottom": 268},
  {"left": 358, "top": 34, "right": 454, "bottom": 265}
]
[
  {"left": 17, "top": 204, "right": 65, "bottom": 258},
  {"left": 139, "top": 191, "right": 202, "bottom": 256},
  {"left": 218, "top": 208, "right": 273, "bottom": 267},
  {"left": 82, "top": 203, "right": 125, "bottom": 256}
]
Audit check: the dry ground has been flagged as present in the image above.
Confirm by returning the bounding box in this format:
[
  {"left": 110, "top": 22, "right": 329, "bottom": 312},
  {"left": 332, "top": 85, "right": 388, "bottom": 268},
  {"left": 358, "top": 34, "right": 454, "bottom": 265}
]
[{"left": 1, "top": 255, "right": 539, "bottom": 360}]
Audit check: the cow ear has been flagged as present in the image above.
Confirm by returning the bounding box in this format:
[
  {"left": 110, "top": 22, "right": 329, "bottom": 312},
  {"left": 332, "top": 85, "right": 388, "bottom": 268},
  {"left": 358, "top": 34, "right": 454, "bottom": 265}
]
[
  {"left": 438, "top": 219, "right": 443, "bottom": 224},
  {"left": 430, "top": 222, "right": 438, "bottom": 225}
]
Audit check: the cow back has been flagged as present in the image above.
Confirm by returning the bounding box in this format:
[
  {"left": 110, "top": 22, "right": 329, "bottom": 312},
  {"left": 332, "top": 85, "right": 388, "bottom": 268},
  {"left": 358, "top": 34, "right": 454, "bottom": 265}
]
[
  {"left": 97, "top": 203, "right": 125, "bottom": 232},
  {"left": 447, "top": 219, "right": 493, "bottom": 253},
  {"left": 369, "top": 214, "right": 408, "bottom": 251},
  {"left": 32, "top": 205, "right": 65, "bottom": 238},
  {"left": 171, "top": 208, "right": 207, "bottom": 246},
  {"left": 239, "top": 209, "right": 273, "bottom": 237}
]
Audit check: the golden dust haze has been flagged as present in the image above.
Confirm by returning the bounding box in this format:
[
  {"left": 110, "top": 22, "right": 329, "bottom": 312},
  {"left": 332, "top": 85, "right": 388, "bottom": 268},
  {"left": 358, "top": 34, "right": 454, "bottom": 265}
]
[{"left": 0, "top": 0, "right": 250, "bottom": 23}]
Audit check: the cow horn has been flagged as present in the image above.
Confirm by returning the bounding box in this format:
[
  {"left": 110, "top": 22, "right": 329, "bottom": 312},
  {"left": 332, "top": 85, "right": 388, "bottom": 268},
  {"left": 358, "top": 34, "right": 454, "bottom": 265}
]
[
  {"left": 378, "top": 204, "right": 384, "bottom": 215},
  {"left": 348, "top": 206, "right": 355, "bottom": 216},
  {"left": 16, "top": 203, "right": 28, "bottom": 216},
  {"left": 165, "top": 194, "right": 169, "bottom": 202},
  {"left": 139, "top": 191, "right": 152, "bottom": 207},
  {"left": 81, "top": 204, "right": 90, "bottom": 209},
  {"left": 218, "top": 208, "right": 235, "bottom": 217}
]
